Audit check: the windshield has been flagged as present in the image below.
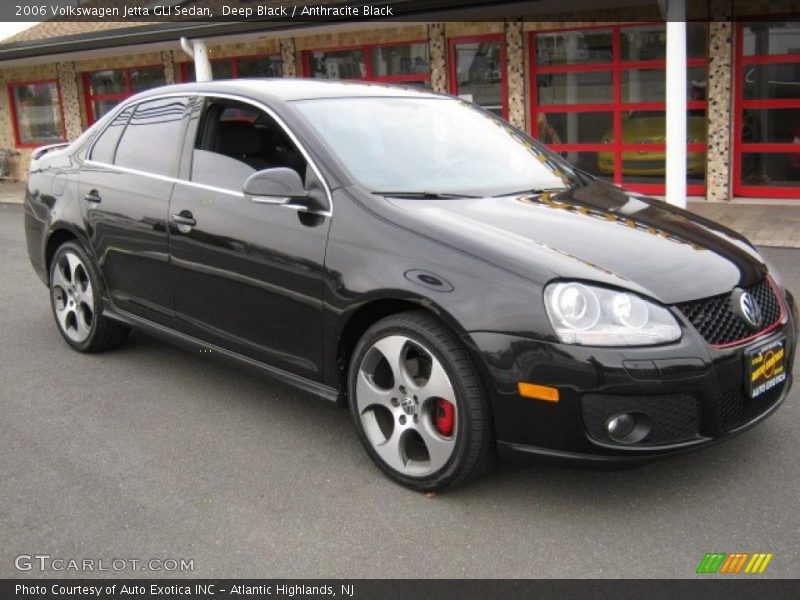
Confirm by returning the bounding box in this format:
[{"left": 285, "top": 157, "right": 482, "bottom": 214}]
[{"left": 291, "top": 97, "right": 575, "bottom": 197}]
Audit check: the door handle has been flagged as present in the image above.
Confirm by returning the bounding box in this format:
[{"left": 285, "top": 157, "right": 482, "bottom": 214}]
[
  {"left": 170, "top": 212, "right": 196, "bottom": 227},
  {"left": 84, "top": 189, "right": 102, "bottom": 203}
]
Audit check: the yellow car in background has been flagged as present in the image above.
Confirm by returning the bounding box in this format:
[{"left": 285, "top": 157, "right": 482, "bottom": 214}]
[{"left": 598, "top": 110, "right": 707, "bottom": 176}]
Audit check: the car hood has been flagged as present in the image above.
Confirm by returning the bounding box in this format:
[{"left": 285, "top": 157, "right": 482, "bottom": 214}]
[{"left": 383, "top": 181, "right": 766, "bottom": 304}]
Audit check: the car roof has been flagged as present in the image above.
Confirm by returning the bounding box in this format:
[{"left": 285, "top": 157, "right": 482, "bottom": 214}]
[{"left": 133, "top": 78, "right": 446, "bottom": 103}]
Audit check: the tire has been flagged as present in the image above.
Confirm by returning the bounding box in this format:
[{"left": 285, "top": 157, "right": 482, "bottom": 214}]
[
  {"left": 348, "top": 310, "right": 494, "bottom": 491},
  {"left": 49, "top": 241, "right": 129, "bottom": 353}
]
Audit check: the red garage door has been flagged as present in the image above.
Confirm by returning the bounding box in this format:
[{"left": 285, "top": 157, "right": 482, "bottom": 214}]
[
  {"left": 530, "top": 23, "right": 708, "bottom": 196},
  {"left": 734, "top": 21, "right": 800, "bottom": 199}
]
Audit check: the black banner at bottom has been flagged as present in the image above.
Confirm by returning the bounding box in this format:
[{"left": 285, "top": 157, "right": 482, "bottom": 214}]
[{"left": 2, "top": 579, "right": 799, "bottom": 600}]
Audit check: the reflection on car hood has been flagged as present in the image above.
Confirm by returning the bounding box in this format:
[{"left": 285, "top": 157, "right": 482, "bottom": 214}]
[{"left": 385, "top": 181, "right": 766, "bottom": 304}]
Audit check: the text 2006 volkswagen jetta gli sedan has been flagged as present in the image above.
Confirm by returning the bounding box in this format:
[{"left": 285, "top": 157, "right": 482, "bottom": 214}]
[{"left": 25, "top": 80, "right": 798, "bottom": 490}]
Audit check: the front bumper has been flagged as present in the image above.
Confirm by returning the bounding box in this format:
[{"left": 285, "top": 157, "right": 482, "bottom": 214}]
[{"left": 464, "top": 292, "right": 797, "bottom": 464}]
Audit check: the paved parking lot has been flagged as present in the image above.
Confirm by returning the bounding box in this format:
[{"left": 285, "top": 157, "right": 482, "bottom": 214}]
[{"left": 1, "top": 202, "right": 798, "bottom": 579}]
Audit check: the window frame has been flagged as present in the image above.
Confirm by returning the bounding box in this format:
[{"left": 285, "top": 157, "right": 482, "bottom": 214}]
[
  {"left": 301, "top": 40, "right": 432, "bottom": 85},
  {"left": 178, "top": 52, "right": 284, "bottom": 82},
  {"left": 733, "top": 19, "right": 800, "bottom": 199},
  {"left": 8, "top": 78, "right": 67, "bottom": 148},
  {"left": 82, "top": 65, "right": 166, "bottom": 125},
  {"left": 447, "top": 33, "right": 508, "bottom": 120},
  {"left": 84, "top": 92, "right": 333, "bottom": 213},
  {"left": 528, "top": 22, "right": 709, "bottom": 196}
]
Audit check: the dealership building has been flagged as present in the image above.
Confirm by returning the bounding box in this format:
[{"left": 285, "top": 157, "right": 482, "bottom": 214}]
[{"left": 0, "top": 0, "right": 797, "bottom": 201}]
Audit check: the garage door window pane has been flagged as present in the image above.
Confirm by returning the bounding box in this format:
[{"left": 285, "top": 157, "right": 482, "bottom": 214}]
[
  {"left": 308, "top": 50, "right": 366, "bottom": 79},
  {"left": 538, "top": 112, "right": 614, "bottom": 144},
  {"left": 535, "top": 29, "right": 613, "bottom": 65},
  {"left": 742, "top": 63, "right": 800, "bottom": 100},
  {"left": 565, "top": 151, "right": 613, "bottom": 180},
  {"left": 621, "top": 67, "right": 707, "bottom": 103},
  {"left": 742, "top": 22, "right": 800, "bottom": 56},
  {"left": 115, "top": 97, "right": 188, "bottom": 176},
  {"left": 621, "top": 24, "right": 707, "bottom": 61},
  {"left": 622, "top": 158, "right": 707, "bottom": 186},
  {"left": 11, "top": 82, "right": 64, "bottom": 145},
  {"left": 537, "top": 71, "right": 613, "bottom": 105},
  {"left": 742, "top": 108, "right": 800, "bottom": 144},
  {"left": 742, "top": 153, "right": 800, "bottom": 186}
]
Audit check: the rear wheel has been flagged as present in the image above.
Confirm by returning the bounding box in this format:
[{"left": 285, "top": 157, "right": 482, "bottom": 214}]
[
  {"left": 348, "top": 311, "right": 494, "bottom": 491},
  {"left": 49, "top": 241, "right": 129, "bottom": 352}
]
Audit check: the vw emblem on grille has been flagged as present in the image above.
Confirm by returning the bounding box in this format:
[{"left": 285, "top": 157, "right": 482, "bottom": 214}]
[{"left": 732, "top": 289, "right": 763, "bottom": 329}]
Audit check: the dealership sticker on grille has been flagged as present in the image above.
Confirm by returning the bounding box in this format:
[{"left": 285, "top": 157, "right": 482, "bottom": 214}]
[{"left": 747, "top": 337, "right": 786, "bottom": 399}]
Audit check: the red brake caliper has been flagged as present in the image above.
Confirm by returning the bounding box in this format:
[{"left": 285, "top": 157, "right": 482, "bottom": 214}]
[{"left": 434, "top": 399, "right": 455, "bottom": 437}]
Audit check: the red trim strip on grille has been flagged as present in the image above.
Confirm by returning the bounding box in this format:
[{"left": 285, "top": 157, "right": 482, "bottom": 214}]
[{"left": 712, "top": 276, "right": 786, "bottom": 350}]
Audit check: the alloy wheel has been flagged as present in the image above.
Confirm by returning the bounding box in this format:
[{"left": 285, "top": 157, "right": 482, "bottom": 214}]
[
  {"left": 355, "top": 335, "right": 458, "bottom": 477},
  {"left": 51, "top": 250, "right": 94, "bottom": 343}
]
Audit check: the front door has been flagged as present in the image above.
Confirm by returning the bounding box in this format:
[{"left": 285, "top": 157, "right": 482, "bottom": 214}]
[
  {"left": 80, "top": 96, "right": 191, "bottom": 326},
  {"left": 167, "top": 97, "right": 331, "bottom": 381}
]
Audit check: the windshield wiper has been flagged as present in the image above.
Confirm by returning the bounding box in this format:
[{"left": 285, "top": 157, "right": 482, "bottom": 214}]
[
  {"left": 493, "top": 187, "right": 569, "bottom": 198},
  {"left": 372, "top": 191, "right": 482, "bottom": 199}
]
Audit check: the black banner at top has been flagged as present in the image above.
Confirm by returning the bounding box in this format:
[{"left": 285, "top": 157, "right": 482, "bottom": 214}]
[{"left": 3, "top": 0, "right": 800, "bottom": 24}]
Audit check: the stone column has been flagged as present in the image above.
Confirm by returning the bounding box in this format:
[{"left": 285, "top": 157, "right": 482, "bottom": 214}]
[
  {"left": 428, "top": 23, "right": 447, "bottom": 94},
  {"left": 162, "top": 50, "right": 176, "bottom": 85},
  {"left": 505, "top": 19, "right": 525, "bottom": 130},
  {"left": 705, "top": 0, "right": 734, "bottom": 202},
  {"left": 280, "top": 38, "right": 297, "bottom": 77},
  {"left": 56, "top": 61, "right": 82, "bottom": 140}
]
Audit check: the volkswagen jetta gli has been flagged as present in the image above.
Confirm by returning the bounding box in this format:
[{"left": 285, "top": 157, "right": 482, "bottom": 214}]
[{"left": 24, "top": 80, "right": 798, "bottom": 491}]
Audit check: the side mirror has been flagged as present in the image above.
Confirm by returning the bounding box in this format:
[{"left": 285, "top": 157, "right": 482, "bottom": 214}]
[{"left": 243, "top": 167, "right": 309, "bottom": 206}]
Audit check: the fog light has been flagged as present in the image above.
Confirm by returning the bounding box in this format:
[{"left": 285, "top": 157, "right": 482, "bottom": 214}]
[{"left": 605, "top": 412, "right": 651, "bottom": 444}]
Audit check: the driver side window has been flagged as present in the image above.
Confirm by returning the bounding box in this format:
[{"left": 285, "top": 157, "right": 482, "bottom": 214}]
[{"left": 190, "top": 99, "right": 307, "bottom": 192}]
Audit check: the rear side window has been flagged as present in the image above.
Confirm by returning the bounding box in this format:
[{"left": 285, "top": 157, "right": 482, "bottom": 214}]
[
  {"left": 90, "top": 106, "right": 132, "bottom": 164},
  {"left": 114, "top": 97, "right": 189, "bottom": 177}
]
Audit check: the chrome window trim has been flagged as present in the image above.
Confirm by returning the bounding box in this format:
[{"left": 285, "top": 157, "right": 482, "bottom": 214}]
[
  {"left": 84, "top": 90, "right": 334, "bottom": 216},
  {"left": 84, "top": 158, "right": 245, "bottom": 198}
]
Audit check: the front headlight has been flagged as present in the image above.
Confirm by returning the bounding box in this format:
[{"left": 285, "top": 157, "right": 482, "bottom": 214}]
[{"left": 544, "top": 282, "right": 682, "bottom": 346}]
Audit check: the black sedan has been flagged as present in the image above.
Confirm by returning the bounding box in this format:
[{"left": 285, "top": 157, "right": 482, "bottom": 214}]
[{"left": 24, "top": 80, "right": 798, "bottom": 490}]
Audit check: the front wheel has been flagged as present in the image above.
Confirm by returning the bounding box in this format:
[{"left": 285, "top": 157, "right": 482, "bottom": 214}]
[{"left": 348, "top": 311, "right": 494, "bottom": 491}]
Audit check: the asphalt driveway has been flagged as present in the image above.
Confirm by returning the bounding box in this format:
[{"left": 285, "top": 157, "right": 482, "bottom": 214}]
[{"left": 1, "top": 202, "right": 798, "bottom": 579}]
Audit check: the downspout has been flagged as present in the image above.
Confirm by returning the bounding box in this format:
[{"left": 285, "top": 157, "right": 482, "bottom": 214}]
[
  {"left": 661, "top": 0, "right": 688, "bottom": 208},
  {"left": 180, "top": 37, "right": 213, "bottom": 81}
]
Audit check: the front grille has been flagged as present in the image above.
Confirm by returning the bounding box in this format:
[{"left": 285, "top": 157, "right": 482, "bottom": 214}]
[
  {"left": 718, "top": 383, "right": 784, "bottom": 432},
  {"left": 581, "top": 393, "right": 700, "bottom": 445},
  {"left": 675, "top": 279, "right": 781, "bottom": 346}
]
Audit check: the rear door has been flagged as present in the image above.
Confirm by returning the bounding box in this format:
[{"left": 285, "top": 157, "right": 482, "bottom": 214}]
[
  {"left": 167, "top": 96, "right": 331, "bottom": 381},
  {"left": 80, "top": 96, "right": 191, "bottom": 326}
]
